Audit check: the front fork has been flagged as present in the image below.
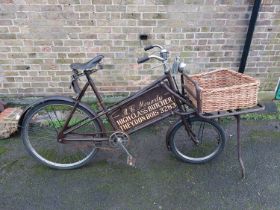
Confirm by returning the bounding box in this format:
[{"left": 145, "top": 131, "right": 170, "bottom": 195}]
[
  {"left": 165, "top": 115, "right": 199, "bottom": 151},
  {"left": 181, "top": 116, "right": 199, "bottom": 144},
  {"left": 165, "top": 71, "right": 199, "bottom": 145}
]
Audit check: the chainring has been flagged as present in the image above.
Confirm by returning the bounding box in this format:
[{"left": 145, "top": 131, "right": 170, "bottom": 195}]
[{"left": 109, "top": 131, "right": 130, "bottom": 148}]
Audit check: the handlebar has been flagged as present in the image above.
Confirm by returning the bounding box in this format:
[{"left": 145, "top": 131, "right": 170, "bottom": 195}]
[
  {"left": 137, "top": 56, "right": 150, "bottom": 64},
  {"left": 138, "top": 44, "right": 168, "bottom": 64},
  {"left": 137, "top": 55, "right": 165, "bottom": 64},
  {"left": 144, "top": 45, "right": 154, "bottom": 51},
  {"left": 144, "top": 44, "right": 164, "bottom": 51}
]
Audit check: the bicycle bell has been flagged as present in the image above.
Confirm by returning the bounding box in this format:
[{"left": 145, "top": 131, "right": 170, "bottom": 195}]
[{"left": 160, "top": 49, "right": 169, "bottom": 60}]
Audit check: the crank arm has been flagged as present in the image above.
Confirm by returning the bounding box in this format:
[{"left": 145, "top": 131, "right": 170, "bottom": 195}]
[{"left": 117, "top": 139, "right": 136, "bottom": 167}]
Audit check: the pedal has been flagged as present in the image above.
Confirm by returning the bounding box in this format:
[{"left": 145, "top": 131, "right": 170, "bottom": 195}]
[{"left": 127, "top": 155, "right": 136, "bottom": 167}]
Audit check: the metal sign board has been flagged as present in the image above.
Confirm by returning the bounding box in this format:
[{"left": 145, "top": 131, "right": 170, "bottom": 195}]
[{"left": 112, "top": 85, "right": 178, "bottom": 132}]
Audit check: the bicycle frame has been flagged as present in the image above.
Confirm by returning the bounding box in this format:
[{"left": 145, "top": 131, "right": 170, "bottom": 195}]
[
  {"left": 19, "top": 44, "right": 235, "bottom": 171},
  {"left": 19, "top": 43, "right": 265, "bottom": 173},
  {"left": 59, "top": 69, "right": 196, "bottom": 141}
]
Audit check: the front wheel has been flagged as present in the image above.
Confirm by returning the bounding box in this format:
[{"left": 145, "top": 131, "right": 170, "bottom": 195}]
[
  {"left": 168, "top": 117, "right": 225, "bottom": 164},
  {"left": 21, "top": 99, "right": 102, "bottom": 169}
]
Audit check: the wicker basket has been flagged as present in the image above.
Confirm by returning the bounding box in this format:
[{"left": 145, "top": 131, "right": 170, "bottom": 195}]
[{"left": 183, "top": 69, "right": 260, "bottom": 113}]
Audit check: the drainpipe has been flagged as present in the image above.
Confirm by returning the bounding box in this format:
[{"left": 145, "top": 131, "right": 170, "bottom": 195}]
[{"left": 239, "top": 0, "right": 262, "bottom": 73}]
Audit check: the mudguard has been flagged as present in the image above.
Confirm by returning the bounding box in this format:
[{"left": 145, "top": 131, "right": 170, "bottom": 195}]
[{"left": 17, "top": 96, "right": 106, "bottom": 132}]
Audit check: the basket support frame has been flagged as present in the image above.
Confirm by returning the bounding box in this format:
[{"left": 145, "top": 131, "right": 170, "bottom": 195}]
[{"left": 182, "top": 73, "right": 202, "bottom": 113}]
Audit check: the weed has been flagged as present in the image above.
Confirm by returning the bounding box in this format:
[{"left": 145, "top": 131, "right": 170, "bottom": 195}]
[
  {"left": 45, "top": 105, "right": 69, "bottom": 112},
  {"left": 90, "top": 102, "right": 99, "bottom": 111},
  {"left": 0, "top": 146, "right": 8, "bottom": 156},
  {"left": 242, "top": 109, "right": 280, "bottom": 121},
  {"left": 240, "top": 101, "right": 280, "bottom": 121},
  {"left": 47, "top": 118, "right": 81, "bottom": 129}
]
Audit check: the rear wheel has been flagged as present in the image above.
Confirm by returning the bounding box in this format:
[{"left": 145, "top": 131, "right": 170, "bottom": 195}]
[
  {"left": 21, "top": 100, "right": 102, "bottom": 169},
  {"left": 169, "top": 117, "right": 225, "bottom": 164}
]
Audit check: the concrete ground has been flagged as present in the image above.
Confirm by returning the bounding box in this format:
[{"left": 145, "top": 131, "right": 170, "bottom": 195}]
[{"left": 1, "top": 117, "right": 280, "bottom": 210}]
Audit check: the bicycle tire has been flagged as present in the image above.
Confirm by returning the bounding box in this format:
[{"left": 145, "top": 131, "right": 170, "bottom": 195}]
[
  {"left": 169, "top": 117, "right": 226, "bottom": 164},
  {"left": 21, "top": 99, "right": 102, "bottom": 169}
]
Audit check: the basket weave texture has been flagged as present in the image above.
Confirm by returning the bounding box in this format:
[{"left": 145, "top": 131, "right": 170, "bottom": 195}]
[{"left": 184, "top": 69, "right": 260, "bottom": 113}]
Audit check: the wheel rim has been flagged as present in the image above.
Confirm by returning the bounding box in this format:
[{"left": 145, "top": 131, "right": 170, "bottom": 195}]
[
  {"left": 173, "top": 120, "right": 222, "bottom": 162},
  {"left": 23, "top": 102, "right": 99, "bottom": 168}
]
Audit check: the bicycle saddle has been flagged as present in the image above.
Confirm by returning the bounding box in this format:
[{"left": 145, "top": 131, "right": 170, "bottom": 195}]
[{"left": 70, "top": 55, "right": 104, "bottom": 71}]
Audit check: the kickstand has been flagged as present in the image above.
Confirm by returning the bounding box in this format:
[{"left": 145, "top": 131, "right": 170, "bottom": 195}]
[{"left": 235, "top": 115, "right": 245, "bottom": 179}]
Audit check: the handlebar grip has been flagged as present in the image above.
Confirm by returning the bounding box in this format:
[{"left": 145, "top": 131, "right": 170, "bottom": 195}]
[
  {"left": 144, "top": 45, "right": 154, "bottom": 51},
  {"left": 137, "top": 56, "right": 150, "bottom": 64}
]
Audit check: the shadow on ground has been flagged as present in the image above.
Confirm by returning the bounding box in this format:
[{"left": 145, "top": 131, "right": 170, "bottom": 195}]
[{"left": 1, "top": 118, "right": 280, "bottom": 210}]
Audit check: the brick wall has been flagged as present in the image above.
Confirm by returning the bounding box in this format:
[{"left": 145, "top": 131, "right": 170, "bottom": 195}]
[{"left": 0, "top": 0, "right": 279, "bottom": 97}]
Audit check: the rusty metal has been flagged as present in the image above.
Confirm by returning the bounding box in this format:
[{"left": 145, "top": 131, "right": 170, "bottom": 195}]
[
  {"left": 60, "top": 69, "right": 198, "bottom": 139},
  {"left": 73, "top": 70, "right": 197, "bottom": 142},
  {"left": 85, "top": 71, "right": 119, "bottom": 130},
  {"left": 18, "top": 95, "right": 106, "bottom": 134},
  {"left": 50, "top": 50, "right": 264, "bottom": 177},
  {"left": 63, "top": 137, "right": 108, "bottom": 141},
  {"left": 58, "top": 82, "right": 90, "bottom": 141},
  {"left": 160, "top": 82, "right": 188, "bottom": 104},
  {"left": 61, "top": 74, "right": 181, "bottom": 137},
  {"left": 181, "top": 73, "right": 202, "bottom": 113},
  {"left": 198, "top": 103, "right": 265, "bottom": 119},
  {"left": 160, "top": 81, "right": 195, "bottom": 110},
  {"left": 164, "top": 73, "right": 199, "bottom": 144},
  {"left": 62, "top": 76, "right": 170, "bottom": 136},
  {"left": 195, "top": 104, "right": 264, "bottom": 178},
  {"left": 173, "top": 110, "right": 195, "bottom": 116}
]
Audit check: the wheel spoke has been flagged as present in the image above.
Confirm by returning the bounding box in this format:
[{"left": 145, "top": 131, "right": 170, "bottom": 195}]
[
  {"left": 51, "top": 106, "right": 63, "bottom": 129},
  {"left": 46, "top": 110, "right": 59, "bottom": 134},
  {"left": 198, "top": 122, "right": 205, "bottom": 144},
  {"left": 22, "top": 101, "right": 101, "bottom": 169},
  {"left": 170, "top": 117, "right": 225, "bottom": 164}
]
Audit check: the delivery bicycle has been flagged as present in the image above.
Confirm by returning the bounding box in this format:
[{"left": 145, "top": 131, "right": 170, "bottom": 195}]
[{"left": 19, "top": 45, "right": 226, "bottom": 169}]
